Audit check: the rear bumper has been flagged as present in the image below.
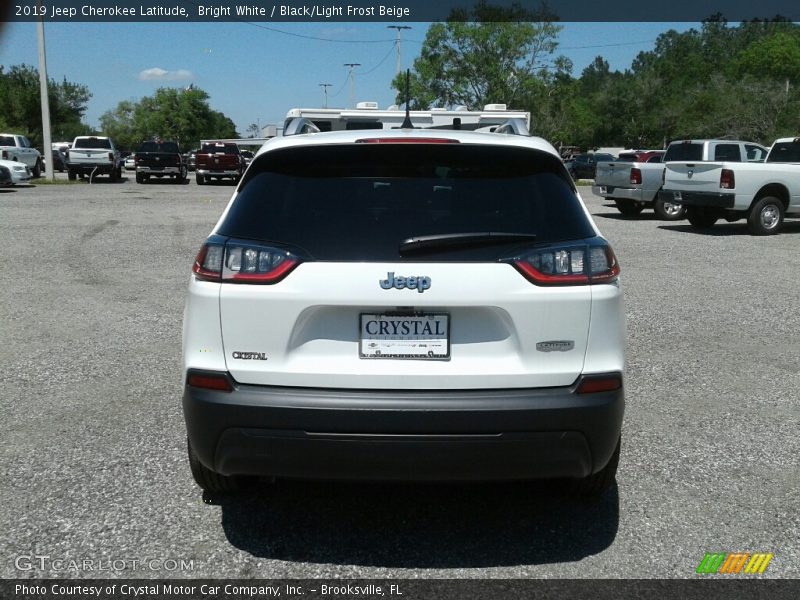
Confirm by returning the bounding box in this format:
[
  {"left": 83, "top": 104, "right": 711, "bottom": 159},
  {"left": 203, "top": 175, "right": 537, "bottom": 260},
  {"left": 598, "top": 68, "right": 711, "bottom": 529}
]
[
  {"left": 67, "top": 162, "right": 114, "bottom": 173},
  {"left": 183, "top": 373, "right": 625, "bottom": 481},
  {"left": 137, "top": 166, "right": 181, "bottom": 175},
  {"left": 659, "top": 189, "right": 735, "bottom": 209},
  {"left": 197, "top": 168, "right": 240, "bottom": 177},
  {"left": 592, "top": 185, "right": 646, "bottom": 203}
]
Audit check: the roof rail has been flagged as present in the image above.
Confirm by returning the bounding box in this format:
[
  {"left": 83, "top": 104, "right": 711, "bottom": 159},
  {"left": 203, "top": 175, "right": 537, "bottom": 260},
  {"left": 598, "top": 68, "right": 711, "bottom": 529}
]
[{"left": 284, "top": 118, "right": 321, "bottom": 136}]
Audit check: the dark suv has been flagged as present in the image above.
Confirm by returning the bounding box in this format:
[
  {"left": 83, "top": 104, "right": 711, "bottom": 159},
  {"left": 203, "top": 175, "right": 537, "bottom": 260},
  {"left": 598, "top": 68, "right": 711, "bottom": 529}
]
[{"left": 568, "top": 153, "right": 615, "bottom": 180}]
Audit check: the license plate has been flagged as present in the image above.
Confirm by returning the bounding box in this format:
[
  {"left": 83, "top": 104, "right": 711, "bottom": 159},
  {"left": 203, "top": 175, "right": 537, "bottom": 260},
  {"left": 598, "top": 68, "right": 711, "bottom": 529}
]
[{"left": 360, "top": 313, "right": 450, "bottom": 360}]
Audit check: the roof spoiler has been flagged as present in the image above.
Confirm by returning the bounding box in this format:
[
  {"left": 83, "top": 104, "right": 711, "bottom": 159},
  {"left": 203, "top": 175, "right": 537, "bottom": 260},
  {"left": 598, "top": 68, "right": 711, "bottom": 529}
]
[{"left": 284, "top": 118, "right": 321, "bottom": 137}]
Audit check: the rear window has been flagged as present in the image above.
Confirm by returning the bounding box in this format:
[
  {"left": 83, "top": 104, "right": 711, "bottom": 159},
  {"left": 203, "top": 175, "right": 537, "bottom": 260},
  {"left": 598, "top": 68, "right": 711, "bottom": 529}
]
[
  {"left": 202, "top": 143, "right": 238, "bottom": 155},
  {"left": 218, "top": 144, "right": 595, "bottom": 262},
  {"left": 767, "top": 141, "right": 800, "bottom": 163},
  {"left": 74, "top": 138, "right": 112, "bottom": 149},
  {"left": 0, "top": 136, "right": 16, "bottom": 146},
  {"left": 664, "top": 143, "right": 703, "bottom": 162},
  {"left": 137, "top": 141, "right": 179, "bottom": 153}
]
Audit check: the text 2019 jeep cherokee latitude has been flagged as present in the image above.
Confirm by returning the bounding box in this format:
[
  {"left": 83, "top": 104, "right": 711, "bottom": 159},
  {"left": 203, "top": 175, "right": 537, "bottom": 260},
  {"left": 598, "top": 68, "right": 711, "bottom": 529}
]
[{"left": 182, "top": 128, "right": 625, "bottom": 495}]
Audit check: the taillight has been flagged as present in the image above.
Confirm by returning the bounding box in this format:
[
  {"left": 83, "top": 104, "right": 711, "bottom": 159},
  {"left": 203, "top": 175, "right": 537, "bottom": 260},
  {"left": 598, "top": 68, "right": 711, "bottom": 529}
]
[
  {"left": 192, "top": 241, "right": 299, "bottom": 284},
  {"left": 1, "top": 150, "right": 7, "bottom": 159},
  {"left": 630, "top": 168, "right": 642, "bottom": 185},
  {"left": 513, "top": 243, "right": 620, "bottom": 286},
  {"left": 576, "top": 373, "right": 622, "bottom": 394},
  {"left": 187, "top": 371, "right": 233, "bottom": 392},
  {"left": 108, "top": 152, "right": 114, "bottom": 162},
  {"left": 720, "top": 169, "right": 735, "bottom": 189}
]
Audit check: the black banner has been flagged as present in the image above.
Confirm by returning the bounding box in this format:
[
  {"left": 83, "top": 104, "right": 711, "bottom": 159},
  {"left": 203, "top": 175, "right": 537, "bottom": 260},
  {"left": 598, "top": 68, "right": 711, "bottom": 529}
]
[
  {"left": 5, "top": 0, "right": 800, "bottom": 23},
  {"left": 2, "top": 579, "right": 800, "bottom": 600}
]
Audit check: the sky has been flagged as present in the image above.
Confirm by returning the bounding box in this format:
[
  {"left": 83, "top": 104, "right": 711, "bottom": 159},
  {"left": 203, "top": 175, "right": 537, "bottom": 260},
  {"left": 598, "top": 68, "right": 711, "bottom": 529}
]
[{"left": 0, "top": 21, "right": 694, "bottom": 136}]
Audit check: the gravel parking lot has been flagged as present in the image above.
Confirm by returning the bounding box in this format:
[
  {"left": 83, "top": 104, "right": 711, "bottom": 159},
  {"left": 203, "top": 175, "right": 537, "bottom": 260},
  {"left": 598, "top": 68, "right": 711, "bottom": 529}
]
[{"left": 1, "top": 176, "right": 798, "bottom": 579}]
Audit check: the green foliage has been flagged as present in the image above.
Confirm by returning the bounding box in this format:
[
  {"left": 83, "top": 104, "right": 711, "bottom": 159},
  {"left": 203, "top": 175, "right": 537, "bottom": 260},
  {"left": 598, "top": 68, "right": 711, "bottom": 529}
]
[
  {"left": 400, "top": 14, "right": 800, "bottom": 149},
  {"left": 0, "top": 64, "right": 92, "bottom": 147},
  {"left": 99, "top": 87, "right": 238, "bottom": 151}
]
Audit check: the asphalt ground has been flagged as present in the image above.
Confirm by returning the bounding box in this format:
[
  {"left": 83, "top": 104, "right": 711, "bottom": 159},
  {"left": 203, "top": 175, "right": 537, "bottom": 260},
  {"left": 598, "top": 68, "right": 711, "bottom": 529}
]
[{"left": 1, "top": 174, "right": 798, "bottom": 580}]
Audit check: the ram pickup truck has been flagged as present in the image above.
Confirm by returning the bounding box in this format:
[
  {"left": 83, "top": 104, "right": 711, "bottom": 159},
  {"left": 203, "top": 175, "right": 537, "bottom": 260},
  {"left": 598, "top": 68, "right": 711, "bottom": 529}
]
[
  {"left": 660, "top": 137, "right": 800, "bottom": 235},
  {"left": 0, "top": 133, "right": 42, "bottom": 177},
  {"left": 592, "top": 150, "right": 685, "bottom": 219},
  {"left": 134, "top": 140, "right": 187, "bottom": 184},
  {"left": 594, "top": 140, "right": 769, "bottom": 220},
  {"left": 195, "top": 142, "right": 244, "bottom": 185},
  {"left": 66, "top": 136, "right": 122, "bottom": 182}
]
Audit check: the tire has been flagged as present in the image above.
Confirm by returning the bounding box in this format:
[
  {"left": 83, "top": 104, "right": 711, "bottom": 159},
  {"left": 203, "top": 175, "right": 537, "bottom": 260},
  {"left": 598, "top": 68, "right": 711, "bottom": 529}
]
[
  {"left": 135, "top": 172, "right": 145, "bottom": 184},
  {"left": 615, "top": 199, "right": 644, "bottom": 217},
  {"left": 571, "top": 437, "right": 620, "bottom": 497},
  {"left": 686, "top": 207, "right": 718, "bottom": 229},
  {"left": 187, "top": 438, "right": 238, "bottom": 492},
  {"left": 747, "top": 196, "right": 784, "bottom": 236},
  {"left": 654, "top": 196, "right": 686, "bottom": 221},
  {"left": 109, "top": 167, "right": 119, "bottom": 182},
  {"left": 32, "top": 159, "right": 41, "bottom": 178},
  {"left": 68, "top": 169, "right": 77, "bottom": 181},
  {"left": 196, "top": 173, "right": 206, "bottom": 185}
]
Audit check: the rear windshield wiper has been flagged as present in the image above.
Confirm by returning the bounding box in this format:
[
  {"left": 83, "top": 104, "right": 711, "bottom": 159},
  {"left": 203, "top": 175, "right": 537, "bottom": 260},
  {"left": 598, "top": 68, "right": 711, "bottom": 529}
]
[{"left": 399, "top": 232, "right": 537, "bottom": 256}]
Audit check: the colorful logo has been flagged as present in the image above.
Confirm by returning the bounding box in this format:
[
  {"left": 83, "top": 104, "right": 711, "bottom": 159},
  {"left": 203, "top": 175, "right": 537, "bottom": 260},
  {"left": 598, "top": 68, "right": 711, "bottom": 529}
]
[{"left": 696, "top": 553, "right": 773, "bottom": 575}]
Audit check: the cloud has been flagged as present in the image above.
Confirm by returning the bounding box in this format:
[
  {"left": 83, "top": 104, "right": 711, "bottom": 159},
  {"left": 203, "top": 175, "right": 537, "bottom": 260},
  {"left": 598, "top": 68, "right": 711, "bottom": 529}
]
[{"left": 138, "top": 67, "right": 193, "bottom": 81}]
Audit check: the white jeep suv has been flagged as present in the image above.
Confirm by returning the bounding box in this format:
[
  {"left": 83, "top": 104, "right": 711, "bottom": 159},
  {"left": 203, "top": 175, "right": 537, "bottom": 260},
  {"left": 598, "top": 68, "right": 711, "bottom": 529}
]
[{"left": 182, "top": 124, "right": 625, "bottom": 495}]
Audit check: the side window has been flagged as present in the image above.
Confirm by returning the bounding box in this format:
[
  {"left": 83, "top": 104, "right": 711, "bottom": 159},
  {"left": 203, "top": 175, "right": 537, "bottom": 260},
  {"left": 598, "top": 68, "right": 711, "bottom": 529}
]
[
  {"left": 745, "top": 145, "right": 767, "bottom": 162},
  {"left": 714, "top": 144, "right": 741, "bottom": 162},
  {"left": 19, "top": 137, "right": 30, "bottom": 148}
]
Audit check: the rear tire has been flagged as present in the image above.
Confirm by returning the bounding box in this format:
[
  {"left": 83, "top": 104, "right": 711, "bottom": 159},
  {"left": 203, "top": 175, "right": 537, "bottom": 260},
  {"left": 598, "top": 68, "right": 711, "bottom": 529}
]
[
  {"left": 615, "top": 199, "right": 644, "bottom": 217},
  {"left": 686, "top": 207, "right": 718, "bottom": 229},
  {"left": 196, "top": 173, "right": 206, "bottom": 185},
  {"left": 654, "top": 196, "right": 686, "bottom": 221},
  {"left": 571, "top": 437, "right": 620, "bottom": 497},
  {"left": 109, "top": 167, "right": 119, "bottom": 182},
  {"left": 68, "top": 169, "right": 77, "bottom": 181},
  {"left": 747, "top": 196, "right": 784, "bottom": 236},
  {"left": 187, "top": 438, "right": 238, "bottom": 492},
  {"left": 135, "top": 172, "right": 145, "bottom": 184}
]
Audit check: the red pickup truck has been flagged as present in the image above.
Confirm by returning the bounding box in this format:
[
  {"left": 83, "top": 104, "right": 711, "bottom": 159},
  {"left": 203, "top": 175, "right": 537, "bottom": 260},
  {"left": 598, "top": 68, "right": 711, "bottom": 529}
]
[{"left": 195, "top": 142, "right": 245, "bottom": 185}]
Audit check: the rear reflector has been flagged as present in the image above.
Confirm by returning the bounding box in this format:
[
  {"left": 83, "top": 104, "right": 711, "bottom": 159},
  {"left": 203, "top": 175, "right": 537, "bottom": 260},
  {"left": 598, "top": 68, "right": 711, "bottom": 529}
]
[
  {"left": 187, "top": 372, "right": 233, "bottom": 392},
  {"left": 576, "top": 373, "right": 622, "bottom": 394}
]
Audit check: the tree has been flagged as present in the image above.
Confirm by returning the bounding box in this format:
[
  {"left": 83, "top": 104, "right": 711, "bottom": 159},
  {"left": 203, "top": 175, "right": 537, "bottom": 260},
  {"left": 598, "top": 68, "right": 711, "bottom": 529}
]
[
  {"left": 0, "top": 64, "right": 92, "bottom": 147},
  {"left": 99, "top": 87, "right": 238, "bottom": 151},
  {"left": 391, "top": 1, "right": 562, "bottom": 110}
]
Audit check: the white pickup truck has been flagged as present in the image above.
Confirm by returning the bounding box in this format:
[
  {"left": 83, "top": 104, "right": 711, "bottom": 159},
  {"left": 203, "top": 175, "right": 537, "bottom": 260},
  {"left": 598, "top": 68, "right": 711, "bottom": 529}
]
[
  {"left": 66, "top": 136, "right": 122, "bottom": 182},
  {"left": 660, "top": 137, "right": 800, "bottom": 235},
  {"left": 0, "top": 133, "right": 42, "bottom": 177},
  {"left": 594, "top": 140, "right": 768, "bottom": 220}
]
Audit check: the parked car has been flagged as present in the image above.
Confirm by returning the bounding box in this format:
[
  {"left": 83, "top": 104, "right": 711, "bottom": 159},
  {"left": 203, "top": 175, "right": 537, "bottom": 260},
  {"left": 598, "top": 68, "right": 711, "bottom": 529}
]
[
  {"left": 134, "top": 140, "right": 187, "bottom": 183},
  {"left": 194, "top": 142, "right": 244, "bottom": 185},
  {"left": 186, "top": 149, "right": 198, "bottom": 171},
  {"left": 240, "top": 150, "right": 255, "bottom": 166},
  {"left": 0, "top": 133, "right": 42, "bottom": 177},
  {"left": 568, "top": 153, "right": 615, "bottom": 180},
  {"left": 0, "top": 158, "right": 33, "bottom": 185},
  {"left": 0, "top": 164, "right": 12, "bottom": 187},
  {"left": 182, "top": 124, "right": 625, "bottom": 496},
  {"left": 124, "top": 154, "right": 136, "bottom": 171},
  {"left": 66, "top": 136, "right": 122, "bottom": 181},
  {"left": 661, "top": 136, "right": 800, "bottom": 234},
  {"left": 46, "top": 149, "right": 67, "bottom": 172}
]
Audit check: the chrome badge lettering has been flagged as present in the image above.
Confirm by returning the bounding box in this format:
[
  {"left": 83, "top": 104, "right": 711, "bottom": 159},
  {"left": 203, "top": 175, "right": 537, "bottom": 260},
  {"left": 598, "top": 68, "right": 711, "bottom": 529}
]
[
  {"left": 536, "top": 341, "right": 575, "bottom": 352},
  {"left": 380, "top": 272, "right": 431, "bottom": 293},
  {"left": 231, "top": 351, "right": 268, "bottom": 360}
]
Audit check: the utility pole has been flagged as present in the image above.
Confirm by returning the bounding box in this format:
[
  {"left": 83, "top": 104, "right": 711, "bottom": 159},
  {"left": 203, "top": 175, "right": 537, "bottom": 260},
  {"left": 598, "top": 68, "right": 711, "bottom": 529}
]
[
  {"left": 343, "top": 63, "right": 361, "bottom": 108},
  {"left": 37, "top": 0, "right": 54, "bottom": 180},
  {"left": 387, "top": 26, "right": 412, "bottom": 75},
  {"left": 319, "top": 83, "right": 332, "bottom": 108}
]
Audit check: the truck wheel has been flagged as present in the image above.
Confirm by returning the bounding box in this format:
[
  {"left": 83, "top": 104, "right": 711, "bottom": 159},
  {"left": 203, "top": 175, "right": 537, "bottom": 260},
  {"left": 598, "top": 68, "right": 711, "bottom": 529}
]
[
  {"left": 187, "top": 438, "right": 238, "bottom": 492},
  {"left": 615, "top": 199, "right": 643, "bottom": 217},
  {"left": 68, "top": 169, "right": 77, "bottom": 181},
  {"left": 654, "top": 197, "right": 686, "bottom": 221},
  {"left": 196, "top": 173, "right": 206, "bottom": 185},
  {"left": 686, "top": 207, "right": 717, "bottom": 229},
  {"left": 32, "top": 159, "right": 42, "bottom": 178},
  {"left": 109, "top": 167, "right": 119, "bottom": 182},
  {"left": 135, "top": 172, "right": 145, "bottom": 184},
  {"left": 747, "top": 196, "right": 784, "bottom": 236},
  {"left": 571, "top": 437, "right": 620, "bottom": 497}
]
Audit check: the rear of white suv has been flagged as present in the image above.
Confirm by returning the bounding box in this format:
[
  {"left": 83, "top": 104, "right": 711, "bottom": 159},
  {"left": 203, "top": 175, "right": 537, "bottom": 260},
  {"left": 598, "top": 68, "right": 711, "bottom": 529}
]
[{"left": 182, "top": 129, "right": 625, "bottom": 495}]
